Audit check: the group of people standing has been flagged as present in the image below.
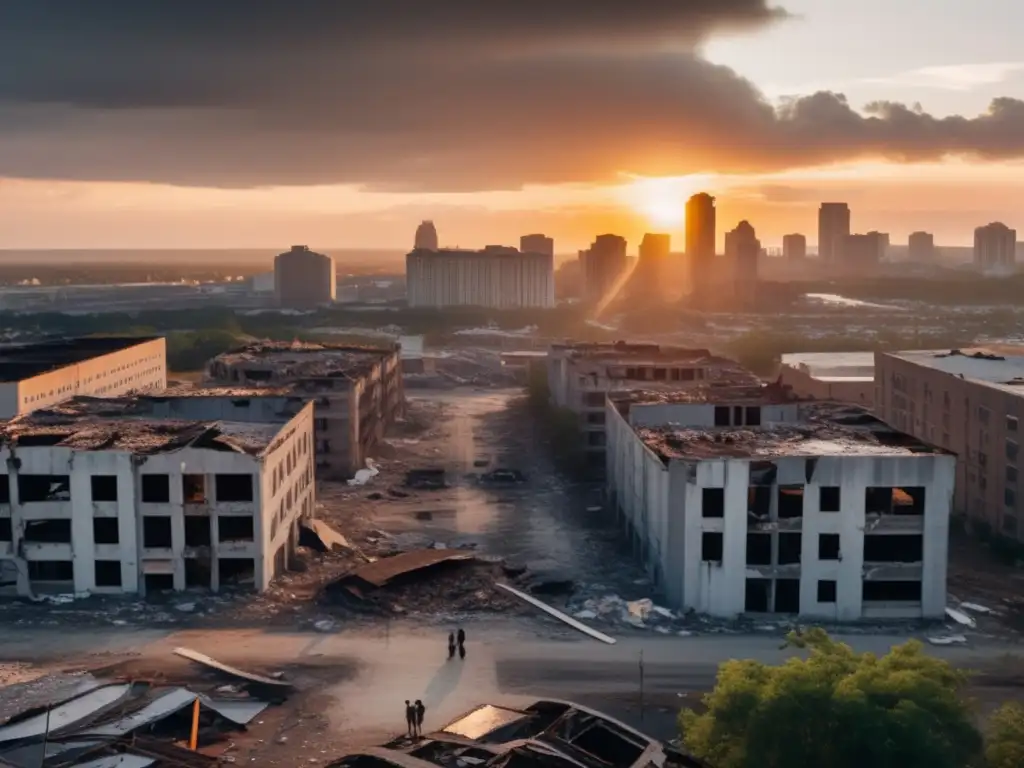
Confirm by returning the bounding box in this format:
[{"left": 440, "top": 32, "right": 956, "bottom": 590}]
[
  {"left": 405, "top": 699, "right": 426, "bottom": 738},
  {"left": 448, "top": 627, "right": 466, "bottom": 660}
]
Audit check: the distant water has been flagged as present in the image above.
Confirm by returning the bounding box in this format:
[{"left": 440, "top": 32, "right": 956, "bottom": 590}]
[
  {"left": 804, "top": 292, "right": 904, "bottom": 311},
  {"left": 0, "top": 248, "right": 406, "bottom": 266}
]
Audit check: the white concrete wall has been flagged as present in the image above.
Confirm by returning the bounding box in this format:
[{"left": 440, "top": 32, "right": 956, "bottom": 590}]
[{"left": 629, "top": 402, "right": 800, "bottom": 428}]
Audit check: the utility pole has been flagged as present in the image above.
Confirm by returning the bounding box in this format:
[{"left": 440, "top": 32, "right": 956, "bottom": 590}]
[{"left": 639, "top": 650, "right": 645, "bottom": 723}]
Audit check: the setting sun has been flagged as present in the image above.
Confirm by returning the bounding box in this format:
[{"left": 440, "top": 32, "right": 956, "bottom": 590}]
[{"left": 621, "top": 175, "right": 710, "bottom": 230}]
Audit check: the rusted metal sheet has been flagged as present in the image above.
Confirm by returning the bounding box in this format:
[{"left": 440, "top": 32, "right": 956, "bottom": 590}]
[
  {"left": 0, "top": 684, "right": 132, "bottom": 744},
  {"left": 172, "top": 648, "right": 292, "bottom": 689},
  {"left": 345, "top": 549, "right": 476, "bottom": 588}
]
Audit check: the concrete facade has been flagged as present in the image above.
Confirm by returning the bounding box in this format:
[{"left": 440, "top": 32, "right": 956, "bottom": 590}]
[
  {"left": 0, "top": 336, "right": 166, "bottom": 419},
  {"left": 406, "top": 247, "right": 554, "bottom": 309},
  {"left": 0, "top": 393, "right": 315, "bottom": 597},
  {"left": 607, "top": 397, "right": 954, "bottom": 620},
  {"left": 779, "top": 352, "right": 875, "bottom": 407},
  {"left": 205, "top": 341, "right": 404, "bottom": 479},
  {"left": 876, "top": 347, "right": 1024, "bottom": 539},
  {"left": 274, "top": 245, "right": 336, "bottom": 308}
]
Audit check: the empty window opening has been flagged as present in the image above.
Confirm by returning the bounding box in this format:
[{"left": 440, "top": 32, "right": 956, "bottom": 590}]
[
  {"left": 184, "top": 558, "right": 211, "bottom": 588},
  {"left": 701, "top": 532, "right": 723, "bottom": 562},
  {"left": 748, "top": 485, "right": 772, "bottom": 519},
  {"left": 749, "top": 461, "right": 777, "bottom": 486},
  {"left": 863, "top": 534, "right": 923, "bottom": 563},
  {"left": 778, "top": 485, "right": 804, "bottom": 518},
  {"left": 746, "top": 533, "right": 771, "bottom": 566},
  {"left": 219, "top": 557, "right": 256, "bottom": 585},
  {"left": 218, "top": 516, "right": 255, "bottom": 542},
  {"left": 702, "top": 488, "right": 725, "bottom": 518},
  {"left": 0, "top": 518, "right": 10, "bottom": 541},
  {"left": 745, "top": 406, "right": 762, "bottom": 427},
  {"left": 141, "top": 474, "right": 170, "bottom": 503},
  {"left": 863, "top": 580, "right": 922, "bottom": 602},
  {"left": 586, "top": 412, "right": 605, "bottom": 425},
  {"left": 819, "top": 486, "right": 841, "bottom": 512},
  {"left": 183, "top": 475, "right": 207, "bottom": 504},
  {"left": 819, "top": 533, "right": 841, "bottom": 560},
  {"left": 28, "top": 560, "right": 73, "bottom": 582},
  {"left": 817, "top": 579, "right": 837, "bottom": 603},
  {"left": 24, "top": 519, "right": 71, "bottom": 543},
  {"left": 184, "top": 517, "right": 212, "bottom": 547},
  {"left": 714, "top": 406, "right": 730, "bottom": 427},
  {"left": 18, "top": 475, "right": 71, "bottom": 503},
  {"left": 94, "top": 560, "right": 122, "bottom": 588},
  {"left": 92, "top": 518, "right": 120, "bottom": 545},
  {"left": 778, "top": 533, "right": 802, "bottom": 565},
  {"left": 867, "top": 486, "right": 926, "bottom": 515},
  {"left": 90, "top": 475, "right": 118, "bottom": 502},
  {"left": 745, "top": 578, "right": 771, "bottom": 612},
  {"left": 142, "top": 516, "right": 172, "bottom": 548},
  {"left": 0, "top": 476, "right": 8, "bottom": 504},
  {"left": 774, "top": 578, "right": 800, "bottom": 613},
  {"left": 144, "top": 573, "right": 174, "bottom": 593},
  {"left": 733, "top": 406, "right": 743, "bottom": 426}
]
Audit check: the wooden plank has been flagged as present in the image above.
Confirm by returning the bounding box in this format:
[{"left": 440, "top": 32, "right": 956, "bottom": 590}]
[{"left": 495, "top": 584, "right": 616, "bottom": 645}]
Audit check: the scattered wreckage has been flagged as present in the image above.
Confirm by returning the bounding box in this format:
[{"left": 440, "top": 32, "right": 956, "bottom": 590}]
[
  {"left": 0, "top": 648, "right": 287, "bottom": 768},
  {"left": 327, "top": 699, "right": 708, "bottom": 768}
]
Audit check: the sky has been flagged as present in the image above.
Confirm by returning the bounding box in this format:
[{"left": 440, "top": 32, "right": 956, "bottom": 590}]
[{"left": 2, "top": 1, "right": 1024, "bottom": 251}]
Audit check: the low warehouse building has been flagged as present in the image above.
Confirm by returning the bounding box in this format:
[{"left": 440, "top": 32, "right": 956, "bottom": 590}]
[
  {"left": 0, "top": 390, "right": 315, "bottom": 597},
  {"left": 606, "top": 386, "right": 954, "bottom": 620}
]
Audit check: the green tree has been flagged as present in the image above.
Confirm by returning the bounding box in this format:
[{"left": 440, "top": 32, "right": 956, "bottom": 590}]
[
  {"left": 680, "top": 628, "right": 982, "bottom": 768},
  {"left": 986, "top": 702, "right": 1024, "bottom": 768}
]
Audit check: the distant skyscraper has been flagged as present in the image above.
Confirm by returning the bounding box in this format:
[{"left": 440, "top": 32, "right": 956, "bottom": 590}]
[
  {"left": 818, "top": 203, "right": 851, "bottom": 262},
  {"left": 274, "top": 245, "right": 336, "bottom": 308},
  {"left": 582, "top": 234, "right": 628, "bottom": 304},
  {"left": 908, "top": 231, "right": 934, "bottom": 262},
  {"left": 782, "top": 233, "right": 806, "bottom": 260},
  {"left": 974, "top": 222, "right": 1016, "bottom": 272},
  {"left": 685, "top": 193, "right": 716, "bottom": 291},
  {"left": 406, "top": 246, "right": 553, "bottom": 308},
  {"left": 520, "top": 234, "right": 554, "bottom": 257},
  {"left": 842, "top": 232, "right": 886, "bottom": 271},
  {"left": 634, "top": 233, "right": 671, "bottom": 301},
  {"left": 414, "top": 220, "right": 439, "bottom": 251},
  {"left": 725, "top": 221, "right": 760, "bottom": 307}
]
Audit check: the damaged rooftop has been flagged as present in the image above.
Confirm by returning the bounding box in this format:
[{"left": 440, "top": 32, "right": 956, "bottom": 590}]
[
  {"left": 0, "top": 336, "right": 160, "bottom": 383},
  {"left": 639, "top": 403, "right": 949, "bottom": 461},
  {"left": 612, "top": 382, "right": 793, "bottom": 414},
  {"left": 0, "top": 393, "right": 304, "bottom": 455},
  {"left": 213, "top": 340, "right": 397, "bottom": 380},
  {"left": 890, "top": 346, "right": 1024, "bottom": 394}
]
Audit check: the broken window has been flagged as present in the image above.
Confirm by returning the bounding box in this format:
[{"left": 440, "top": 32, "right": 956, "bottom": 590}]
[
  {"left": 92, "top": 518, "right": 119, "bottom": 545},
  {"left": 141, "top": 474, "right": 170, "bottom": 503},
  {"left": 819, "top": 486, "right": 841, "bottom": 512},
  {"left": 586, "top": 431, "right": 606, "bottom": 447},
  {"left": 0, "top": 518, "right": 11, "bottom": 541},
  {"left": 23, "top": 519, "right": 71, "bottom": 543},
  {"left": 778, "top": 485, "right": 804, "bottom": 518},
  {"left": 216, "top": 474, "right": 254, "bottom": 503},
  {"left": 817, "top": 579, "right": 837, "bottom": 603},
  {"left": 182, "top": 474, "right": 206, "bottom": 504},
  {"left": 748, "top": 485, "right": 771, "bottom": 518},
  {"left": 185, "top": 558, "right": 211, "bottom": 588},
  {"left": 144, "top": 573, "right": 174, "bottom": 592},
  {"left": 818, "top": 533, "right": 840, "bottom": 560},
  {"left": 862, "top": 580, "right": 921, "bottom": 602},
  {"left": 219, "top": 557, "right": 256, "bottom": 585},
  {"left": 745, "top": 578, "right": 771, "bottom": 612},
  {"left": 586, "top": 412, "right": 605, "bottom": 425},
  {"left": 94, "top": 560, "right": 122, "bottom": 588},
  {"left": 867, "top": 486, "right": 926, "bottom": 515},
  {"left": 774, "top": 579, "right": 800, "bottom": 613},
  {"left": 746, "top": 533, "right": 771, "bottom": 565},
  {"left": 0, "top": 476, "right": 8, "bottom": 504},
  {"left": 745, "top": 406, "right": 762, "bottom": 427},
  {"left": 863, "top": 534, "right": 923, "bottom": 563},
  {"left": 218, "top": 516, "right": 254, "bottom": 542},
  {"left": 17, "top": 475, "right": 70, "bottom": 503},
  {"left": 184, "top": 517, "right": 211, "bottom": 547},
  {"left": 778, "top": 533, "right": 802, "bottom": 564},
  {"left": 1009, "top": 441, "right": 1020, "bottom": 462},
  {"left": 701, "top": 532, "right": 723, "bottom": 562},
  {"left": 702, "top": 488, "right": 725, "bottom": 518},
  {"left": 713, "top": 406, "right": 730, "bottom": 427},
  {"left": 584, "top": 392, "right": 605, "bottom": 407},
  {"left": 90, "top": 475, "right": 118, "bottom": 502},
  {"left": 142, "top": 516, "right": 172, "bottom": 548},
  {"left": 28, "top": 560, "right": 73, "bottom": 582}
]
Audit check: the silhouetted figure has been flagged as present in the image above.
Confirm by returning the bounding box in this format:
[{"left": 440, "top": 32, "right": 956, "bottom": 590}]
[
  {"left": 405, "top": 700, "right": 415, "bottom": 737},
  {"left": 447, "top": 632, "right": 456, "bottom": 660},
  {"left": 457, "top": 627, "right": 466, "bottom": 659},
  {"left": 415, "top": 699, "right": 426, "bottom": 736}
]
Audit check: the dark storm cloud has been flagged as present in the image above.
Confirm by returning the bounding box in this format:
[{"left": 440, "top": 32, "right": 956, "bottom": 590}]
[{"left": 1, "top": 1, "right": 1023, "bottom": 189}]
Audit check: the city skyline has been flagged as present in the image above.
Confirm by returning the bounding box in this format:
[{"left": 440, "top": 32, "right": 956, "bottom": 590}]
[{"left": 2, "top": 2, "right": 1024, "bottom": 249}]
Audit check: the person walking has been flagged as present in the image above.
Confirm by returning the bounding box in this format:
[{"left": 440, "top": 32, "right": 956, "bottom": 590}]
[
  {"left": 414, "top": 699, "right": 426, "bottom": 737},
  {"left": 456, "top": 627, "right": 466, "bottom": 660},
  {"left": 405, "top": 700, "right": 416, "bottom": 738},
  {"left": 447, "top": 631, "right": 456, "bottom": 660}
]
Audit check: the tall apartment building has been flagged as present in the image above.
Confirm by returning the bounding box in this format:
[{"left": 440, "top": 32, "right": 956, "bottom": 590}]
[
  {"left": 415, "top": 221, "right": 439, "bottom": 251},
  {"left": 274, "top": 245, "right": 336, "bottom": 308},
  {"left": 205, "top": 342, "right": 403, "bottom": 480},
  {"left": 782, "top": 233, "right": 807, "bottom": 260},
  {"left": 818, "top": 203, "right": 851, "bottom": 262},
  {"left": 632, "top": 233, "right": 671, "bottom": 302},
  {"left": 842, "top": 231, "right": 887, "bottom": 270},
  {"left": 606, "top": 393, "right": 953, "bottom": 619},
  {"left": 725, "top": 220, "right": 760, "bottom": 307},
  {"left": 908, "top": 231, "right": 935, "bottom": 262},
  {"left": 406, "top": 247, "right": 554, "bottom": 308},
  {"left": 974, "top": 222, "right": 1016, "bottom": 273},
  {"left": 876, "top": 347, "right": 1024, "bottom": 539},
  {"left": 520, "top": 234, "right": 554, "bottom": 257},
  {"left": 546, "top": 342, "right": 759, "bottom": 473},
  {"left": 0, "top": 336, "right": 167, "bottom": 419},
  {"left": 0, "top": 392, "right": 315, "bottom": 597},
  {"left": 580, "top": 234, "right": 628, "bottom": 305},
  {"left": 685, "top": 194, "right": 716, "bottom": 293}
]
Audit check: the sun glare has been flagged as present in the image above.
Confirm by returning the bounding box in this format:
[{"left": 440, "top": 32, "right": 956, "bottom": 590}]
[{"left": 622, "top": 176, "right": 704, "bottom": 230}]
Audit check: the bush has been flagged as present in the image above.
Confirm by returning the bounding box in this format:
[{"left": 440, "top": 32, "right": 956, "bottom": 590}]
[{"left": 986, "top": 702, "right": 1024, "bottom": 768}]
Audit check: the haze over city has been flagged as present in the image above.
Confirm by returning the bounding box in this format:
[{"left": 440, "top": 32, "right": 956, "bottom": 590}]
[{"left": 2, "top": 1, "right": 1024, "bottom": 250}]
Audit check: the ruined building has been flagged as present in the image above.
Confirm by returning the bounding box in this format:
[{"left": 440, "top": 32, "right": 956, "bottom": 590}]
[
  {"left": 606, "top": 387, "right": 954, "bottom": 620},
  {"left": 0, "top": 392, "right": 315, "bottom": 597},
  {"left": 205, "top": 341, "right": 403, "bottom": 479}
]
